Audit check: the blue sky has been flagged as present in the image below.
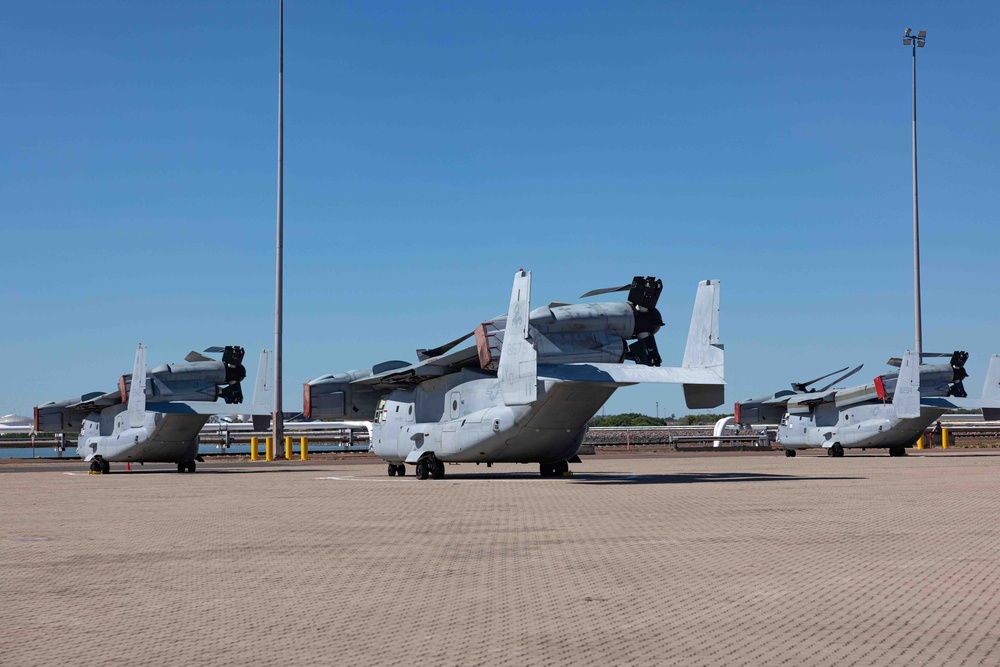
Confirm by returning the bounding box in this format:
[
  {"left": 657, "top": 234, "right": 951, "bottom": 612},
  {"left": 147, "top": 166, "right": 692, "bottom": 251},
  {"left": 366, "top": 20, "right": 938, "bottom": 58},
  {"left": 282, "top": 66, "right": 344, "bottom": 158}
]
[{"left": 2, "top": 1, "right": 997, "bottom": 419}]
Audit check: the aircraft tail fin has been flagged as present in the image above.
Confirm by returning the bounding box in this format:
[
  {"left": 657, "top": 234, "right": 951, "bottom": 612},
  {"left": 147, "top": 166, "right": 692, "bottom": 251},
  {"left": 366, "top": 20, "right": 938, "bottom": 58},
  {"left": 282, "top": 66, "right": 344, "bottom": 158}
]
[
  {"left": 892, "top": 350, "right": 921, "bottom": 418},
  {"left": 981, "top": 354, "right": 1000, "bottom": 421},
  {"left": 250, "top": 349, "right": 274, "bottom": 412},
  {"left": 127, "top": 344, "right": 147, "bottom": 428},
  {"left": 681, "top": 280, "right": 724, "bottom": 409},
  {"left": 498, "top": 269, "right": 537, "bottom": 406}
]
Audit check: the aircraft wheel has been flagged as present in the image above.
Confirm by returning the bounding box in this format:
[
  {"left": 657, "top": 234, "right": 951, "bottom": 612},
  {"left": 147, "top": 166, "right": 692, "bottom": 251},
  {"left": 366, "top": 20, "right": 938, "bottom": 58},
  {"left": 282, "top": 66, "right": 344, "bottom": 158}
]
[
  {"left": 554, "top": 461, "right": 569, "bottom": 475},
  {"left": 177, "top": 463, "right": 186, "bottom": 473},
  {"left": 832, "top": 444, "right": 844, "bottom": 458},
  {"left": 539, "top": 463, "right": 554, "bottom": 477},
  {"left": 89, "top": 460, "right": 101, "bottom": 473},
  {"left": 100, "top": 459, "right": 110, "bottom": 475},
  {"left": 826, "top": 448, "right": 834, "bottom": 457},
  {"left": 187, "top": 460, "right": 196, "bottom": 473},
  {"left": 784, "top": 449, "right": 796, "bottom": 458},
  {"left": 431, "top": 461, "right": 445, "bottom": 480},
  {"left": 396, "top": 464, "right": 406, "bottom": 476},
  {"left": 387, "top": 464, "right": 397, "bottom": 477},
  {"left": 415, "top": 460, "right": 429, "bottom": 480}
]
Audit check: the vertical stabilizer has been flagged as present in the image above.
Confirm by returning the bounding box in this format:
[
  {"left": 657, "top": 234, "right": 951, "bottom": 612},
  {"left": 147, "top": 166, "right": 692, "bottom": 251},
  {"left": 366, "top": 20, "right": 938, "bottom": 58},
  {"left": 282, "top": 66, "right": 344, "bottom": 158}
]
[
  {"left": 893, "top": 350, "right": 921, "bottom": 418},
  {"left": 681, "top": 280, "right": 724, "bottom": 408},
  {"left": 498, "top": 269, "right": 537, "bottom": 406},
  {"left": 981, "top": 354, "right": 1000, "bottom": 421},
  {"left": 251, "top": 349, "right": 274, "bottom": 411},
  {"left": 128, "top": 344, "right": 147, "bottom": 428}
]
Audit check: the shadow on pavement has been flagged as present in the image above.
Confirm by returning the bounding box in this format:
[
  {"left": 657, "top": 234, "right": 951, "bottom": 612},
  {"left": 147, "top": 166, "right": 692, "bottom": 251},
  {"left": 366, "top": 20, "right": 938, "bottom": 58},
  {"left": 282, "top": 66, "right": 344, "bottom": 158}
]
[{"left": 568, "top": 471, "right": 865, "bottom": 485}]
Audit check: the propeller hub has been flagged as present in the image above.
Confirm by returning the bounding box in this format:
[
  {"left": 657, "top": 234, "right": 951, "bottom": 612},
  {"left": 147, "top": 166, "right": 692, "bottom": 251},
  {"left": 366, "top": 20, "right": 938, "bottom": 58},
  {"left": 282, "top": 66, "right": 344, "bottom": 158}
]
[{"left": 632, "top": 306, "right": 663, "bottom": 339}]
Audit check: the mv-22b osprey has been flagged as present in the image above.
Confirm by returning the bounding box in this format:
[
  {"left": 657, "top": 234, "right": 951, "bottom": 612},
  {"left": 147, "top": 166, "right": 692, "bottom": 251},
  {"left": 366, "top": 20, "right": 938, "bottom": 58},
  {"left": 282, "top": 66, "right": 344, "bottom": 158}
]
[
  {"left": 306, "top": 271, "right": 724, "bottom": 479},
  {"left": 735, "top": 350, "right": 1000, "bottom": 457},
  {"left": 35, "top": 345, "right": 273, "bottom": 473}
]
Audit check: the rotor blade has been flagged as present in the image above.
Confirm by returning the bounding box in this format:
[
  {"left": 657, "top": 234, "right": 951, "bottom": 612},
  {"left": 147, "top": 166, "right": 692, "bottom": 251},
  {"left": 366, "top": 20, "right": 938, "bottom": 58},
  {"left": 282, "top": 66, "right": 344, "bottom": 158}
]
[
  {"left": 416, "top": 331, "right": 474, "bottom": 361},
  {"left": 204, "top": 346, "right": 225, "bottom": 353},
  {"left": 817, "top": 364, "right": 864, "bottom": 392},
  {"left": 791, "top": 366, "right": 849, "bottom": 392},
  {"left": 579, "top": 284, "right": 631, "bottom": 299},
  {"left": 185, "top": 351, "right": 213, "bottom": 363}
]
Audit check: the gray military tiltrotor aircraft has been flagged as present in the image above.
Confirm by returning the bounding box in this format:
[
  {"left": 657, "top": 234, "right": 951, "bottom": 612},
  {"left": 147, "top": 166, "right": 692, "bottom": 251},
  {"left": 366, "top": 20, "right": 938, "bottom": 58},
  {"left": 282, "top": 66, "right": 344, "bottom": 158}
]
[
  {"left": 735, "top": 350, "right": 984, "bottom": 457},
  {"left": 306, "top": 270, "right": 724, "bottom": 479},
  {"left": 35, "top": 344, "right": 273, "bottom": 473}
]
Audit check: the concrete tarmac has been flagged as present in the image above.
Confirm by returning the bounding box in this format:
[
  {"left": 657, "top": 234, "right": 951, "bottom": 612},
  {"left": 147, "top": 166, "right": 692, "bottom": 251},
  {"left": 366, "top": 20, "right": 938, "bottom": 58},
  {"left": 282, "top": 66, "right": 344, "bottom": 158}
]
[{"left": 2, "top": 449, "right": 1000, "bottom": 666}]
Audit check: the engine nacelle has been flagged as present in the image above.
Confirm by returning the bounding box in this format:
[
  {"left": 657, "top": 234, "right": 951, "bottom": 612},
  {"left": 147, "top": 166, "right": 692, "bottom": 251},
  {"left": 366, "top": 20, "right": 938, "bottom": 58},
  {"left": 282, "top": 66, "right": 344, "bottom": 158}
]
[
  {"left": 304, "top": 369, "right": 384, "bottom": 420},
  {"left": 734, "top": 392, "right": 794, "bottom": 426},
  {"left": 34, "top": 398, "right": 94, "bottom": 432}
]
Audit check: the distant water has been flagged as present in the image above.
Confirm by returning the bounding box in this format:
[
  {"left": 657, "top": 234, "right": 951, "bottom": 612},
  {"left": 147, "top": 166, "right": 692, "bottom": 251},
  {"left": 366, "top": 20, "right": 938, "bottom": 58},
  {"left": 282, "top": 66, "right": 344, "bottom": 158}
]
[{"left": 1, "top": 443, "right": 367, "bottom": 460}]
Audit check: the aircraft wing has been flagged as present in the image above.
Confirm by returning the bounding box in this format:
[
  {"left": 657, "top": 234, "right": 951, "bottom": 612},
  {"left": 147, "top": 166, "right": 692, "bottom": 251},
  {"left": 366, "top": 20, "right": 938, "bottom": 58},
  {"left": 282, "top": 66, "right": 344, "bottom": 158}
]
[
  {"left": 352, "top": 345, "right": 480, "bottom": 389},
  {"left": 537, "top": 363, "right": 724, "bottom": 387},
  {"left": 60, "top": 391, "right": 121, "bottom": 413}
]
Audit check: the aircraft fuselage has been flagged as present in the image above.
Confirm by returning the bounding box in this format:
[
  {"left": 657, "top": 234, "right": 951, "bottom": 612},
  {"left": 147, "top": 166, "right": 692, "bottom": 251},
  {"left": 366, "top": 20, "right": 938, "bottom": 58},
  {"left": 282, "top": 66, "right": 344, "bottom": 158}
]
[
  {"left": 370, "top": 369, "right": 614, "bottom": 465},
  {"left": 777, "top": 403, "right": 947, "bottom": 450},
  {"left": 77, "top": 405, "right": 207, "bottom": 464}
]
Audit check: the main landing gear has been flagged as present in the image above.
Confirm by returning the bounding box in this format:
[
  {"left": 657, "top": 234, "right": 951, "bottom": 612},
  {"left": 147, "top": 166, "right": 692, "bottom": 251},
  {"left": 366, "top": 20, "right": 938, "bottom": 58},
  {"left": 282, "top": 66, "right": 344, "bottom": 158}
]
[
  {"left": 177, "top": 460, "right": 197, "bottom": 473},
  {"left": 784, "top": 449, "right": 797, "bottom": 457},
  {"left": 826, "top": 444, "right": 845, "bottom": 458},
  {"left": 888, "top": 445, "right": 907, "bottom": 457},
  {"left": 391, "top": 457, "right": 444, "bottom": 480},
  {"left": 89, "top": 457, "right": 111, "bottom": 474},
  {"left": 539, "top": 461, "right": 571, "bottom": 477}
]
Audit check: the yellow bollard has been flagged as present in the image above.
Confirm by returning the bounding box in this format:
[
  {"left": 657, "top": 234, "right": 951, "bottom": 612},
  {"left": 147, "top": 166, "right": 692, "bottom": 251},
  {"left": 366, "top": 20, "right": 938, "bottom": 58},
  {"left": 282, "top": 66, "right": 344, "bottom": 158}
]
[
  {"left": 250, "top": 436, "right": 259, "bottom": 461},
  {"left": 916, "top": 435, "right": 925, "bottom": 450},
  {"left": 265, "top": 437, "right": 274, "bottom": 461},
  {"left": 942, "top": 428, "right": 950, "bottom": 449},
  {"left": 300, "top": 436, "right": 309, "bottom": 461},
  {"left": 285, "top": 436, "right": 293, "bottom": 460}
]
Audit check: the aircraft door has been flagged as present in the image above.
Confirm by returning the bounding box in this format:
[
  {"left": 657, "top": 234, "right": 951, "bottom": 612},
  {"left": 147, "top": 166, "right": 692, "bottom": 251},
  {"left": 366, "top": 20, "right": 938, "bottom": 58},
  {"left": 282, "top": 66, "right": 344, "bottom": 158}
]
[{"left": 448, "top": 391, "right": 461, "bottom": 420}]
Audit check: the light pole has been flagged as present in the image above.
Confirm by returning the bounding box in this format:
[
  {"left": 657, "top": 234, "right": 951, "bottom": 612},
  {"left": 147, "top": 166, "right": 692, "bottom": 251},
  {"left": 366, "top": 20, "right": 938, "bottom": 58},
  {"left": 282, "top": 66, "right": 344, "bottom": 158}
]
[
  {"left": 903, "top": 27, "right": 926, "bottom": 362},
  {"left": 656, "top": 401, "right": 659, "bottom": 420},
  {"left": 272, "top": 0, "right": 284, "bottom": 448}
]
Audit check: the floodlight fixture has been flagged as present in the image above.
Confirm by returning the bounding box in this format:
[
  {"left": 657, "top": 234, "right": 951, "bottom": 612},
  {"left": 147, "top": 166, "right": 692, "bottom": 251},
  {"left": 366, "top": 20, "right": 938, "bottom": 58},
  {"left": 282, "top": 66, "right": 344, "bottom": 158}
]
[
  {"left": 905, "top": 27, "right": 912, "bottom": 36},
  {"left": 904, "top": 38, "right": 912, "bottom": 45},
  {"left": 917, "top": 30, "right": 926, "bottom": 38}
]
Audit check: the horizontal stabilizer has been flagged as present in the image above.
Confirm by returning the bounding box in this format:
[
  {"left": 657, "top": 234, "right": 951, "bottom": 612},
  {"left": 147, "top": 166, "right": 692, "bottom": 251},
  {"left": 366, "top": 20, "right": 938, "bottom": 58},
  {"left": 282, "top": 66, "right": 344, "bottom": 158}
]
[{"left": 538, "top": 363, "right": 724, "bottom": 387}]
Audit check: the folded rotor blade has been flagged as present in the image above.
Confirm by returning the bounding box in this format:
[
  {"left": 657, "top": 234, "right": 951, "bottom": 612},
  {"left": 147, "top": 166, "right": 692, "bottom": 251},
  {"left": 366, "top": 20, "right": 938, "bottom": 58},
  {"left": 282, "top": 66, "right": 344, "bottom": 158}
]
[
  {"left": 791, "top": 366, "right": 849, "bottom": 392},
  {"left": 817, "top": 364, "right": 864, "bottom": 392},
  {"left": 185, "top": 351, "right": 213, "bottom": 363},
  {"left": 579, "top": 284, "right": 631, "bottom": 299},
  {"left": 416, "top": 331, "right": 475, "bottom": 361}
]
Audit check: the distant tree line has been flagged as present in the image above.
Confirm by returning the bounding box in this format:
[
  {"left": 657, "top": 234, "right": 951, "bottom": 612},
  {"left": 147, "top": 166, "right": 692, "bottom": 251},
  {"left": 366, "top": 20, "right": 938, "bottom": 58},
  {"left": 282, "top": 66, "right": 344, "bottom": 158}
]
[{"left": 588, "top": 412, "right": 734, "bottom": 427}]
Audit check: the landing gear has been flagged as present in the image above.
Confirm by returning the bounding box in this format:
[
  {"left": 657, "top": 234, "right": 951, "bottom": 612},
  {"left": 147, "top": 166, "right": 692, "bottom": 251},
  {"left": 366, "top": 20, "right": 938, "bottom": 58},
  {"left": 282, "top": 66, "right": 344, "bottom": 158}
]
[
  {"left": 431, "top": 460, "right": 445, "bottom": 479},
  {"left": 540, "top": 461, "right": 571, "bottom": 477},
  {"left": 415, "top": 459, "right": 429, "bottom": 480},
  {"left": 99, "top": 458, "right": 110, "bottom": 475},
  {"left": 784, "top": 449, "right": 796, "bottom": 458},
  {"left": 388, "top": 463, "right": 397, "bottom": 477},
  {"left": 89, "top": 458, "right": 107, "bottom": 474},
  {"left": 889, "top": 445, "right": 907, "bottom": 457},
  {"left": 827, "top": 443, "right": 844, "bottom": 458},
  {"left": 388, "top": 463, "right": 408, "bottom": 477},
  {"left": 177, "top": 461, "right": 196, "bottom": 473}
]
